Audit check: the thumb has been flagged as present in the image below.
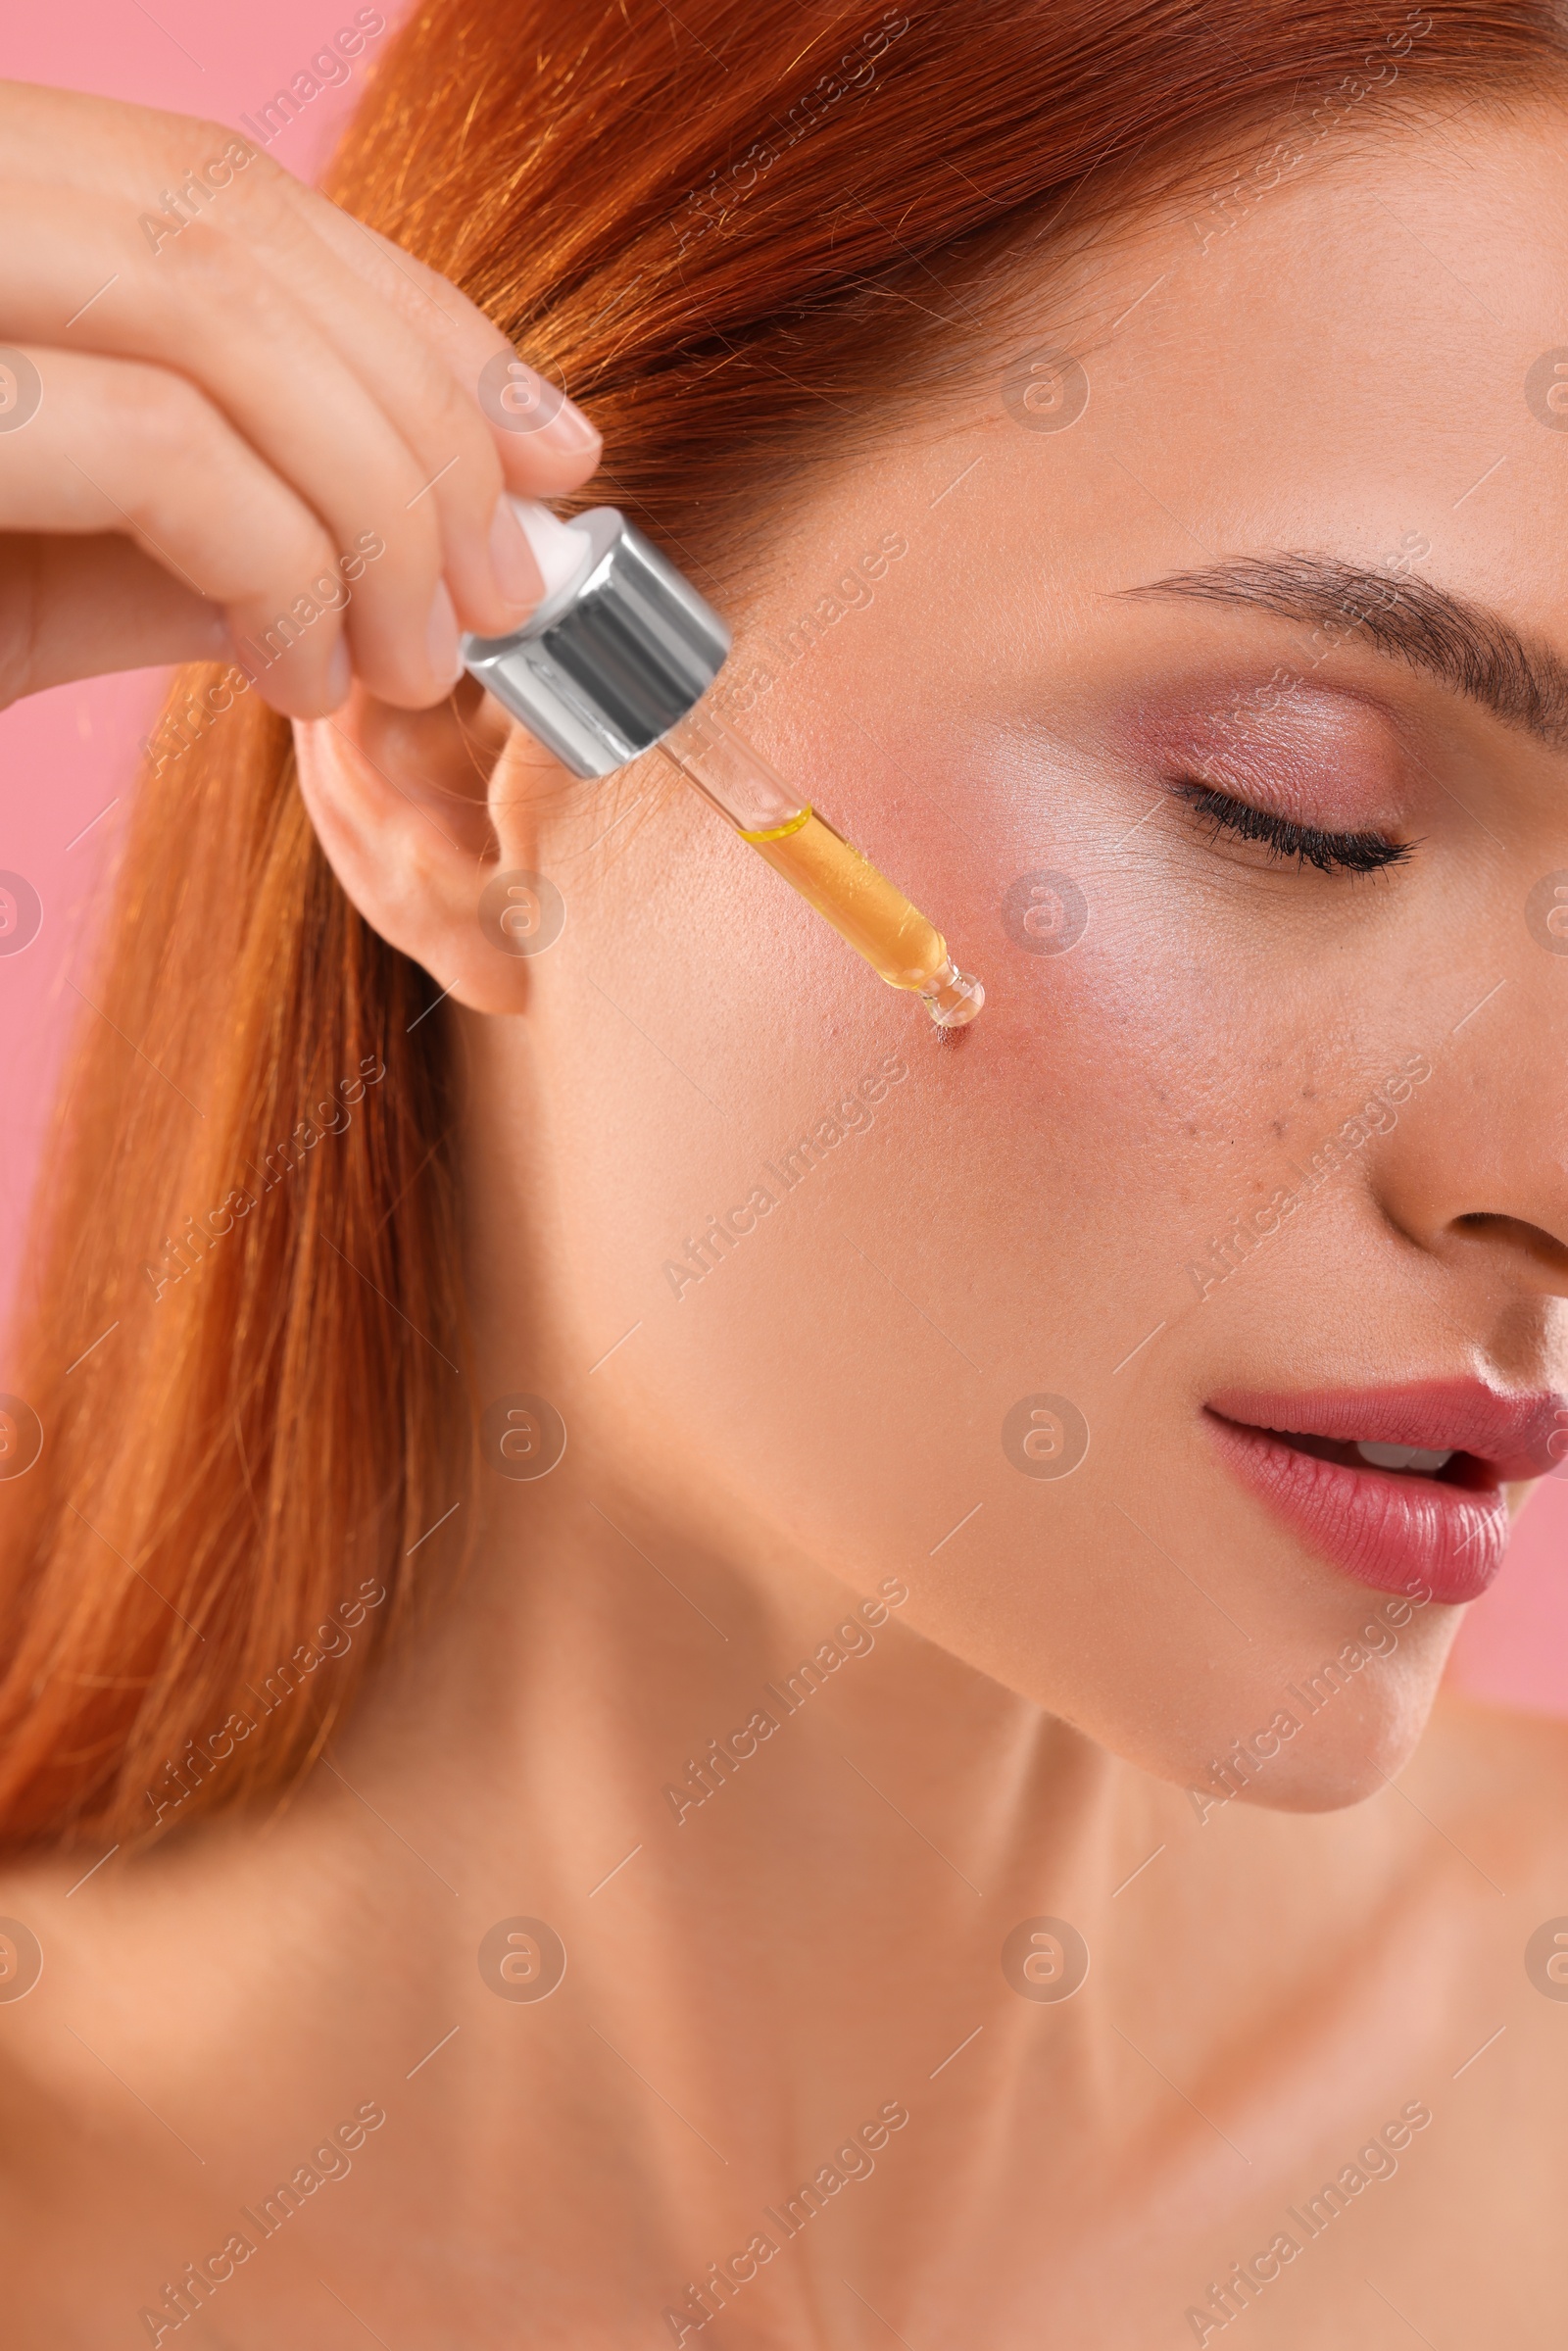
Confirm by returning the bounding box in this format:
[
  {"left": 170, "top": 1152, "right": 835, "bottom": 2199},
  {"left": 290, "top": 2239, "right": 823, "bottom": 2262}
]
[{"left": 0, "top": 530, "right": 232, "bottom": 710}]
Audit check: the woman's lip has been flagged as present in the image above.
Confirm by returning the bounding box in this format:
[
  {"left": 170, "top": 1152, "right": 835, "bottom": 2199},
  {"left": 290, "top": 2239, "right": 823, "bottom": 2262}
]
[
  {"left": 1202, "top": 1410, "right": 1509, "bottom": 1605},
  {"left": 1206, "top": 1381, "right": 1568, "bottom": 1482}
]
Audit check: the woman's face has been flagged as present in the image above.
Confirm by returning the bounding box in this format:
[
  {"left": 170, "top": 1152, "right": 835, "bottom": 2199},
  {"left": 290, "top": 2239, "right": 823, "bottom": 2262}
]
[{"left": 460, "top": 104, "right": 1568, "bottom": 1805}]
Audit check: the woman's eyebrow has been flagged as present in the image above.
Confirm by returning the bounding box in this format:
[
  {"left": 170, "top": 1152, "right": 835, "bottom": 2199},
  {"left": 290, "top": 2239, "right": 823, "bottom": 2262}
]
[{"left": 1119, "top": 554, "right": 1568, "bottom": 751}]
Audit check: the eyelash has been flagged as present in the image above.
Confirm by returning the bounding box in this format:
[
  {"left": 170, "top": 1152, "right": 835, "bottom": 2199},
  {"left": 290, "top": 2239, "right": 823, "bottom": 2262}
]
[{"left": 1172, "top": 781, "right": 1414, "bottom": 876}]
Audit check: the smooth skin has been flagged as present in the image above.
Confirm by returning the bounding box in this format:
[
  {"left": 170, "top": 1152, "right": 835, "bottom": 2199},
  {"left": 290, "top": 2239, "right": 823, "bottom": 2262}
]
[{"left": 3, "top": 95, "right": 1568, "bottom": 2351}]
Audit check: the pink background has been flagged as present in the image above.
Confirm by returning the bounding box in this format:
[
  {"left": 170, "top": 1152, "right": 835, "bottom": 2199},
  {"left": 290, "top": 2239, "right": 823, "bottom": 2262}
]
[{"left": 0, "top": 3, "right": 1561, "bottom": 1710}]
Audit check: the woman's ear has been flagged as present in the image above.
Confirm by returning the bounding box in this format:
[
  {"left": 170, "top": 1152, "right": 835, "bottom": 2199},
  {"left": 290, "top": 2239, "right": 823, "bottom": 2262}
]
[{"left": 292, "top": 678, "right": 580, "bottom": 1012}]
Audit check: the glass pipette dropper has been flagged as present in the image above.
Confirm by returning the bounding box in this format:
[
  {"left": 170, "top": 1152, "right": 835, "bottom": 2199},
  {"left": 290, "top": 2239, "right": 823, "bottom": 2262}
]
[
  {"left": 462, "top": 500, "right": 983, "bottom": 1030},
  {"left": 654, "top": 700, "right": 981, "bottom": 1025}
]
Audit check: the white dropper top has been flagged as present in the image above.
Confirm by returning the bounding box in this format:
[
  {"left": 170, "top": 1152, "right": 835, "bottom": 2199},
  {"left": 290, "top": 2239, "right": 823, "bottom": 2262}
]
[{"left": 508, "top": 496, "right": 595, "bottom": 609}]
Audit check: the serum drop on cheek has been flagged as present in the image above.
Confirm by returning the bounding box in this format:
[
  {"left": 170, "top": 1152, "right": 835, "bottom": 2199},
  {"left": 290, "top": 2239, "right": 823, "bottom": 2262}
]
[{"left": 462, "top": 499, "right": 983, "bottom": 1029}]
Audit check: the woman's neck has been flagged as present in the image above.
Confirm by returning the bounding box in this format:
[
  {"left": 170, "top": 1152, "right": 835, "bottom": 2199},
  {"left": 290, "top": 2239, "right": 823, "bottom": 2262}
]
[
  {"left": 0, "top": 1465, "right": 1449, "bottom": 2346},
  {"left": 331, "top": 1473, "right": 1415, "bottom": 2217}
]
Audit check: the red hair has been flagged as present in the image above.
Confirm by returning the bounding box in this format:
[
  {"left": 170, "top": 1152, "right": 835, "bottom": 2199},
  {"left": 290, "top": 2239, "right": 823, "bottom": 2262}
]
[{"left": 2, "top": 0, "right": 1561, "bottom": 1845}]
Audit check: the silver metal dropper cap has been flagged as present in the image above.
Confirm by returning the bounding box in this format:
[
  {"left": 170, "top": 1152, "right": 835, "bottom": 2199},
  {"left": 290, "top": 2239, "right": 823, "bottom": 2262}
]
[{"left": 462, "top": 506, "right": 731, "bottom": 779}]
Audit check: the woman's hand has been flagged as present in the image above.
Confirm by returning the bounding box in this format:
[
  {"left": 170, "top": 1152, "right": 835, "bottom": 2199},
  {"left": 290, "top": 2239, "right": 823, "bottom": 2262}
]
[{"left": 0, "top": 80, "right": 602, "bottom": 716}]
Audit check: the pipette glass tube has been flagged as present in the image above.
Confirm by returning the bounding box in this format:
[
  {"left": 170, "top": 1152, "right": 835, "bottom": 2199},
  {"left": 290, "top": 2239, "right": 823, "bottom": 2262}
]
[
  {"left": 460, "top": 498, "right": 983, "bottom": 1029},
  {"left": 655, "top": 700, "right": 983, "bottom": 1028}
]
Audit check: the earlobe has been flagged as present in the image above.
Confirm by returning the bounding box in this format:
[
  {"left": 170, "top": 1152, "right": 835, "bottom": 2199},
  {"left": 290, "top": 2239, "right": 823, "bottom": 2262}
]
[{"left": 292, "top": 678, "right": 574, "bottom": 1014}]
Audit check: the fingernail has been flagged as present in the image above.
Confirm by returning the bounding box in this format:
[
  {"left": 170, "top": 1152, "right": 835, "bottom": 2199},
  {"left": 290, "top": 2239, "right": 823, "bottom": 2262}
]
[
  {"left": 536, "top": 395, "right": 601, "bottom": 456},
  {"left": 325, "top": 635, "right": 352, "bottom": 708},
  {"left": 489, "top": 495, "right": 543, "bottom": 610},
  {"left": 426, "top": 579, "right": 465, "bottom": 685},
  {"left": 476, "top": 351, "right": 601, "bottom": 454}
]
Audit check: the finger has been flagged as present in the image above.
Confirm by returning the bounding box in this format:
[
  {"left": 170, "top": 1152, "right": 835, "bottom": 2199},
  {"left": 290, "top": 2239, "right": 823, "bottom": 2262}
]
[
  {"left": 271, "top": 202, "right": 604, "bottom": 492},
  {"left": 184, "top": 169, "right": 603, "bottom": 620},
  {"left": 0, "top": 530, "right": 231, "bottom": 709},
  {"left": 0, "top": 188, "right": 464, "bottom": 707},
  {"left": 0, "top": 84, "right": 603, "bottom": 490},
  {"left": 169, "top": 166, "right": 564, "bottom": 638},
  {"left": 0, "top": 89, "right": 601, "bottom": 621},
  {"left": 0, "top": 344, "right": 355, "bottom": 717}
]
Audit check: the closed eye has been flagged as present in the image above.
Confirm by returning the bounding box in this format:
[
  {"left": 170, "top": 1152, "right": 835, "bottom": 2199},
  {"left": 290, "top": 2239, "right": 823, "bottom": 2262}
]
[{"left": 1171, "top": 780, "right": 1415, "bottom": 876}]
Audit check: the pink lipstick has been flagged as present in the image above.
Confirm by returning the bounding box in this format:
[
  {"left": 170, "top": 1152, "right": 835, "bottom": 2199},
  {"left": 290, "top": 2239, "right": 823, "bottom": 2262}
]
[{"left": 1203, "top": 1383, "right": 1567, "bottom": 1605}]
